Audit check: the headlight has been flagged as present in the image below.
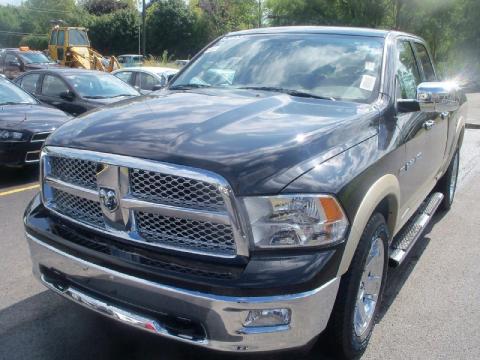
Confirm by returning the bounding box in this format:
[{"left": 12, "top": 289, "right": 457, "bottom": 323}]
[
  {"left": 243, "top": 195, "right": 348, "bottom": 248},
  {"left": 0, "top": 129, "right": 25, "bottom": 141}
]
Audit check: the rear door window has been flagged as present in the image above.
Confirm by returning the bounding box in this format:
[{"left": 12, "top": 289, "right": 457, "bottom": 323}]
[
  {"left": 42, "top": 75, "right": 69, "bottom": 97},
  {"left": 396, "top": 40, "right": 422, "bottom": 100},
  {"left": 136, "top": 72, "right": 158, "bottom": 91},
  {"left": 413, "top": 43, "right": 437, "bottom": 81},
  {"left": 20, "top": 73, "right": 40, "bottom": 94}
]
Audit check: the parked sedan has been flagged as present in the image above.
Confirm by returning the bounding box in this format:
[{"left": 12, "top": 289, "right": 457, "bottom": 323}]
[
  {"left": 14, "top": 68, "right": 140, "bottom": 116},
  {"left": 0, "top": 77, "right": 70, "bottom": 166},
  {"left": 113, "top": 67, "right": 178, "bottom": 94}
]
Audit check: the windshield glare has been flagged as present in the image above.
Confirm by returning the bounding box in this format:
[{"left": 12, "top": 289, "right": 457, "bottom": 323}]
[
  {"left": 171, "top": 34, "right": 384, "bottom": 103},
  {"left": 65, "top": 73, "right": 139, "bottom": 98},
  {"left": 0, "top": 79, "right": 37, "bottom": 105},
  {"left": 19, "top": 52, "right": 52, "bottom": 64}
]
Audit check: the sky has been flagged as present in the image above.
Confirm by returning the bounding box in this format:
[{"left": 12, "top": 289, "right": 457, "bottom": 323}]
[{"left": 0, "top": 0, "right": 22, "bottom": 5}]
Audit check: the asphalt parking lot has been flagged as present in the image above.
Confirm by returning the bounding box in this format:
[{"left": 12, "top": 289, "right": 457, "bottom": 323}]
[{"left": 1, "top": 95, "right": 480, "bottom": 360}]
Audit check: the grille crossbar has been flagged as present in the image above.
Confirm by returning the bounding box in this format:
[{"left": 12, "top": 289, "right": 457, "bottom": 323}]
[{"left": 41, "top": 147, "right": 245, "bottom": 258}]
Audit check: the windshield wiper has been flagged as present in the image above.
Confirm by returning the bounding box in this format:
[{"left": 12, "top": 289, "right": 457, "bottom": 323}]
[
  {"left": 0, "top": 101, "right": 28, "bottom": 106},
  {"left": 169, "top": 84, "right": 212, "bottom": 90},
  {"left": 238, "top": 86, "right": 335, "bottom": 101},
  {"left": 110, "top": 94, "right": 135, "bottom": 98},
  {"left": 83, "top": 95, "right": 108, "bottom": 99}
]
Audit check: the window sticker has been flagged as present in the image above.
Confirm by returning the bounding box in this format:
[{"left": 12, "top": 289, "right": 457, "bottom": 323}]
[
  {"left": 360, "top": 75, "right": 376, "bottom": 91},
  {"left": 365, "top": 61, "right": 375, "bottom": 72}
]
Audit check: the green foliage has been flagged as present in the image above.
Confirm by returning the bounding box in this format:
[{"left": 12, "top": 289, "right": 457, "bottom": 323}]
[
  {"left": 86, "top": 9, "right": 140, "bottom": 55},
  {"left": 19, "top": 35, "right": 49, "bottom": 50},
  {"left": 194, "top": 0, "right": 260, "bottom": 37},
  {"left": 81, "top": 0, "right": 135, "bottom": 15},
  {"left": 146, "top": 0, "right": 197, "bottom": 58}
]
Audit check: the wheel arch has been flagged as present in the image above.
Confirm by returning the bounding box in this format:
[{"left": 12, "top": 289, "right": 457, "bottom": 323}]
[{"left": 337, "top": 174, "right": 400, "bottom": 276}]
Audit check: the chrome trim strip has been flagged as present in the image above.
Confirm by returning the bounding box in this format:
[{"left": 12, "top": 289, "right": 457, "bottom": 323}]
[
  {"left": 45, "top": 176, "right": 99, "bottom": 202},
  {"left": 40, "top": 274, "right": 208, "bottom": 345},
  {"left": 30, "top": 131, "right": 52, "bottom": 143},
  {"left": 122, "top": 196, "right": 230, "bottom": 225},
  {"left": 236, "top": 325, "right": 290, "bottom": 335},
  {"left": 45, "top": 146, "right": 227, "bottom": 187},
  {"left": 41, "top": 146, "right": 248, "bottom": 258},
  {"left": 25, "top": 150, "right": 41, "bottom": 163}
]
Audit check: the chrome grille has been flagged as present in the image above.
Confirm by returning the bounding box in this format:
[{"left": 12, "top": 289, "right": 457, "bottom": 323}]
[
  {"left": 51, "top": 189, "right": 105, "bottom": 228},
  {"left": 130, "top": 169, "right": 225, "bottom": 210},
  {"left": 41, "top": 147, "right": 246, "bottom": 258},
  {"left": 136, "top": 211, "right": 236, "bottom": 256},
  {"left": 50, "top": 156, "right": 97, "bottom": 190}
]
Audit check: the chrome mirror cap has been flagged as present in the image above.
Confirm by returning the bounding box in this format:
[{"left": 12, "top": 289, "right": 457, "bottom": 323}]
[{"left": 417, "top": 81, "right": 460, "bottom": 113}]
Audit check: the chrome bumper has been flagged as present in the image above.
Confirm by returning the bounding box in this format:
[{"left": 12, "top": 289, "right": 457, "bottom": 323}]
[{"left": 26, "top": 233, "right": 340, "bottom": 353}]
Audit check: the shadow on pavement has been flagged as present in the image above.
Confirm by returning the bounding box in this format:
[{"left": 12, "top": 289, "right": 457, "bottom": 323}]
[
  {"left": 0, "top": 165, "right": 39, "bottom": 191},
  {"left": 0, "top": 289, "right": 333, "bottom": 360},
  {"left": 376, "top": 210, "right": 446, "bottom": 322}
]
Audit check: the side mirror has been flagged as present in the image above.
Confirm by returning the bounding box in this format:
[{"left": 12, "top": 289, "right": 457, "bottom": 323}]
[
  {"left": 417, "top": 82, "right": 460, "bottom": 113},
  {"left": 59, "top": 91, "right": 74, "bottom": 101},
  {"left": 152, "top": 84, "right": 164, "bottom": 91}
]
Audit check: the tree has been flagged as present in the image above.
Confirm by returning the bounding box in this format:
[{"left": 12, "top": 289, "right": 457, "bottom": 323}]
[
  {"left": 81, "top": 0, "right": 136, "bottom": 15},
  {"left": 194, "top": 0, "right": 259, "bottom": 36},
  {"left": 87, "top": 9, "right": 140, "bottom": 55},
  {"left": 146, "top": 0, "right": 197, "bottom": 57}
]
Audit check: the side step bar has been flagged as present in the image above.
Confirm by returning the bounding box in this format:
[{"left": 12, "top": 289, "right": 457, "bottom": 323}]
[{"left": 389, "top": 192, "right": 444, "bottom": 266}]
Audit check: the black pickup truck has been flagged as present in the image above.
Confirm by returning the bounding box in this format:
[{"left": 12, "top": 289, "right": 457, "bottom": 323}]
[{"left": 24, "top": 27, "right": 466, "bottom": 358}]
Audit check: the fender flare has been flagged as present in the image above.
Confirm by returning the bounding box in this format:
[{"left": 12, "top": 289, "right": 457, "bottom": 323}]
[{"left": 337, "top": 174, "right": 400, "bottom": 276}]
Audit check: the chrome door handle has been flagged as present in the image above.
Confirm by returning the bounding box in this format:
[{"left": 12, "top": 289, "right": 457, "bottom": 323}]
[{"left": 424, "top": 120, "right": 436, "bottom": 130}]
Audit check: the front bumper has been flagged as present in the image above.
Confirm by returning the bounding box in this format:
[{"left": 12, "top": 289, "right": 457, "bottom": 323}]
[{"left": 26, "top": 232, "right": 340, "bottom": 352}]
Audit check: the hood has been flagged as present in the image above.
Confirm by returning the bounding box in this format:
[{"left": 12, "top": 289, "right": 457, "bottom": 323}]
[
  {"left": 0, "top": 104, "right": 70, "bottom": 133},
  {"left": 47, "top": 90, "right": 379, "bottom": 195}
]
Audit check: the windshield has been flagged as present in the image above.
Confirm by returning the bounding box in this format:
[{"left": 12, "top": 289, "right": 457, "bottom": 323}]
[
  {"left": 171, "top": 34, "right": 384, "bottom": 103},
  {"left": 19, "top": 52, "right": 52, "bottom": 64},
  {"left": 65, "top": 73, "right": 139, "bottom": 98},
  {"left": 68, "top": 29, "right": 89, "bottom": 46},
  {"left": 0, "top": 79, "right": 37, "bottom": 105}
]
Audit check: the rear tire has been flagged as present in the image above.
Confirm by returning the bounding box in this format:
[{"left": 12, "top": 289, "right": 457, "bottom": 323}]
[
  {"left": 438, "top": 149, "right": 459, "bottom": 211},
  {"left": 326, "top": 213, "right": 389, "bottom": 359}
]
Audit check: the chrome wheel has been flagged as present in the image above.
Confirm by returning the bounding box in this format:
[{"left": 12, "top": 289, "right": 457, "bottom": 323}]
[
  {"left": 449, "top": 152, "right": 459, "bottom": 203},
  {"left": 354, "top": 236, "right": 384, "bottom": 339}
]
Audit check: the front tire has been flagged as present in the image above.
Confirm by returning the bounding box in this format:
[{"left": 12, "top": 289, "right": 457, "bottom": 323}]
[{"left": 327, "top": 213, "right": 389, "bottom": 359}]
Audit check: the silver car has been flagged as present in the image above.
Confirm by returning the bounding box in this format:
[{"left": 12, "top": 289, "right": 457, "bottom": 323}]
[{"left": 112, "top": 67, "right": 179, "bottom": 94}]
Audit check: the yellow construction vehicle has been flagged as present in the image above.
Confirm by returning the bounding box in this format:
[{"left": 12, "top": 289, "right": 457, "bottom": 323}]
[{"left": 48, "top": 25, "right": 120, "bottom": 72}]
